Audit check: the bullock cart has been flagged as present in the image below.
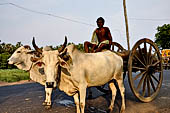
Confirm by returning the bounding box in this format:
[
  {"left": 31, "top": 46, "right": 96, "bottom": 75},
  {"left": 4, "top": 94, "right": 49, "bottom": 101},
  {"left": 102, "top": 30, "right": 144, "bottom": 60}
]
[{"left": 98, "top": 38, "right": 163, "bottom": 103}]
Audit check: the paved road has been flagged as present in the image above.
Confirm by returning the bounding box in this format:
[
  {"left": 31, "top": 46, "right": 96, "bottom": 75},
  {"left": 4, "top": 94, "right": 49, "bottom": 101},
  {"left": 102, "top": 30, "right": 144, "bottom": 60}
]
[{"left": 0, "top": 70, "right": 170, "bottom": 113}]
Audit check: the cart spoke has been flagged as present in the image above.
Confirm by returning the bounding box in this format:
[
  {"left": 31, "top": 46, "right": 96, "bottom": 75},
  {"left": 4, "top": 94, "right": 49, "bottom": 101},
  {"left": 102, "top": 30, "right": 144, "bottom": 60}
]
[
  {"left": 134, "top": 54, "right": 146, "bottom": 67},
  {"left": 138, "top": 45, "right": 147, "bottom": 65},
  {"left": 148, "top": 45, "right": 152, "bottom": 64},
  {"left": 144, "top": 42, "right": 148, "bottom": 64},
  {"left": 147, "top": 76, "right": 151, "bottom": 96},
  {"left": 132, "top": 66, "right": 146, "bottom": 70},
  {"left": 150, "top": 51, "right": 157, "bottom": 64},
  {"left": 112, "top": 46, "right": 115, "bottom": 51},
  {"left": 133, "top": 71, "right": 146, "bottom": 81},
  {"left": 155, "top": 70, "right": 162, "bottom": 73},
  {"left": 137, "top": 73, "right": 147, "bottom": 91},
  {"left": 151, "top": 74, "right": 159, "bottom": 84},
  {"left": 152, "top": 60, "right": 161, "bottom": 66},
  {"left": 144, "top": 42, "right": 147, "bottom": 53},
  {"left": 153, "top": 65, "right": 162, "bottom": 73},
  {"left": 149, "top": 75, "right": 156, "bottom": 92},
  {"left": 142, "top": 77, "right": 147, "bottom": 96}
]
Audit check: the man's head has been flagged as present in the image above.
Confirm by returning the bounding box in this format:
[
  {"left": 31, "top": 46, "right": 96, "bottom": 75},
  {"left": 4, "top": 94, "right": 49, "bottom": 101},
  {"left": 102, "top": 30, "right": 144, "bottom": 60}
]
[{"left": 96, "top": 17, "right": 105, "bottom": 28}]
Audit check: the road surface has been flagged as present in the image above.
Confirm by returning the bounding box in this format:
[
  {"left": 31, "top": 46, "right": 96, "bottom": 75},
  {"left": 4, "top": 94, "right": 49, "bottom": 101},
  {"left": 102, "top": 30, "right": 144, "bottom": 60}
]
[{"left": 0, "top": 70, "right": 170, "bottom": 113}]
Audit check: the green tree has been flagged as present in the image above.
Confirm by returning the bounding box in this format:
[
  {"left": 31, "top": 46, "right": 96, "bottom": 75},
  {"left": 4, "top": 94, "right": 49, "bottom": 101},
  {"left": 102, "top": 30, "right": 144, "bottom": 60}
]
[
  {"left": 0, "top": 53, "right": 12, "bottom": 69},
  {"left": 75, "top": 43, "right": 84, "bottom": 52},
  {"left": 15, "top": 42, "right": 23, "bottom": 49},
  {"left": 155, "top": 24, "right": 170, "bottom": 49},
  {"left": 0, "top": 41, "right": 23, "bottom": 69},
  {"left": 53, "top": 42, "right": 84, "bottom": 52}
]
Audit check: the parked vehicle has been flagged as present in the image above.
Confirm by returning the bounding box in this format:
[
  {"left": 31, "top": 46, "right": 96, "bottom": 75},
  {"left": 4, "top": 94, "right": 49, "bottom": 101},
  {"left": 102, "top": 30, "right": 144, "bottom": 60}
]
[{"left": 161, "top": 49, "right": 170, "bottom": 69}]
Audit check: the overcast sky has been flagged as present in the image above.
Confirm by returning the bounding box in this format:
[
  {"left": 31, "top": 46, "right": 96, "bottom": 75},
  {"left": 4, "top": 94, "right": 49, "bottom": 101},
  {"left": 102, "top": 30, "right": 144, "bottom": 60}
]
[{"left": 0, "top": 0, "right": 170, "bottom": 49}]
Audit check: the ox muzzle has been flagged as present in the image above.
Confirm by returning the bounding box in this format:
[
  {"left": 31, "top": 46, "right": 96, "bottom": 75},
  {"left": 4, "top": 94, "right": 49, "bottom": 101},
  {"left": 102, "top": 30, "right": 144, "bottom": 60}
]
[{"left": 46, "top": 82, "right": 54, "bottom": 88}]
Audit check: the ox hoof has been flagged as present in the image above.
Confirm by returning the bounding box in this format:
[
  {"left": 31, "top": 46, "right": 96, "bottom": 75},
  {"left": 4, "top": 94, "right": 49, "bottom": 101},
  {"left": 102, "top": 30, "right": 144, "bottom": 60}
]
[
  {"left": 45, "top": 105, "right": 51, "bottom": 109},
  {"left": 107, "top": 108, "right": 113, "bottom": 113},
  {"left": 120, "top": 108, "right": 125, "bottom": 113},
  {"left": 42, "top": 102, "right": 47, "bottom": 106}
]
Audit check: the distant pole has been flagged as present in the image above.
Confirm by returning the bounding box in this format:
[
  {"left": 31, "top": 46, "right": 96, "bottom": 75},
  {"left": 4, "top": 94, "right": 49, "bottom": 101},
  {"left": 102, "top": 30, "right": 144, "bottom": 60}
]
[{"left": 123, "top": 0, "right": 130, "bottom": 50}]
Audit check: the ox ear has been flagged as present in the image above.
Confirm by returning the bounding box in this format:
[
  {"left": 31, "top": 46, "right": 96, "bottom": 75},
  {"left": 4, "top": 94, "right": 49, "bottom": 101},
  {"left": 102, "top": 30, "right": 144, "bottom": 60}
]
[
  {"left": 30, "top": 57, "right": 38, "bottom": 62},
  {"left": 58, "top": 57, "right": 70, "bottom": 69},
  {"left": 30, "top": 56, "right": 42, "bottom": 63},
  {"left": 59, "top": 49, "right": 73, "bottom": 66},
  {"left": 26, "top": 50, "right": 36, "bottom": 54},
  {"left": 24, "top": 45, "right": 31, "bottom": 50}
]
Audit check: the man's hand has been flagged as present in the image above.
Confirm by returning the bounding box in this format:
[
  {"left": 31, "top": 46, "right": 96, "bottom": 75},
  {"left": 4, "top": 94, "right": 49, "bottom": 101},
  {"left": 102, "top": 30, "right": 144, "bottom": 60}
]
[
  {"left": 95, "top": 43, "right": 106, "bottom": 52},
  {"left": 91, "top": 44, "right": 97, "bottom": 53}
]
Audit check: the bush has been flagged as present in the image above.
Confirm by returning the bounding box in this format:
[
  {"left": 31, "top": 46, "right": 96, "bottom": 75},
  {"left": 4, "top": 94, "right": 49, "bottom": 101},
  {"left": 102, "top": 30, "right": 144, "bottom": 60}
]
[
  {"left": 0, "top": 69, "right": 29, "bottom": 82},
  {"left": 0, "top": 53, "right": 16, "bottom": 69}
]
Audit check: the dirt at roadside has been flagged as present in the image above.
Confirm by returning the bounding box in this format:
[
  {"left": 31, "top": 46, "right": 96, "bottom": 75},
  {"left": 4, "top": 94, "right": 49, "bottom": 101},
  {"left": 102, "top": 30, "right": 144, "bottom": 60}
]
[{"left": 0, "top": 80, "right": 34, "bottom": 87}]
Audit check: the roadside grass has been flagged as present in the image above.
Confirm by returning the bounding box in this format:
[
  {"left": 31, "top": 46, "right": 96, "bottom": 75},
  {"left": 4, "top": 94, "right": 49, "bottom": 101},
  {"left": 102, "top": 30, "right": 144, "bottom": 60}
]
[{"left": 0, "top": 69, "right": 29, "bottom": 82}]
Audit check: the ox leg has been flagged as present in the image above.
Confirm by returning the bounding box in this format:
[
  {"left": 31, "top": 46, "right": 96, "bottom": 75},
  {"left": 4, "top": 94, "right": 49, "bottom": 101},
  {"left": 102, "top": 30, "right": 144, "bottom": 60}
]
[
  {"left": 117, "top": 79, "right": 125, "bottom": 113},
  {"left": 108, "top": 81, "right": 117, "bottom": 113},
  {"left": 79, "top": 86, "right": 87, "bottom": 113},
  {"left": 73, "top": 93, "right": 81, "bottom": 113},
  {"left": 43, "top": 87, "right": 53, "bottom": 109},
  {"left": 43, "top": 87, "right": 48, "bottom": 106}
]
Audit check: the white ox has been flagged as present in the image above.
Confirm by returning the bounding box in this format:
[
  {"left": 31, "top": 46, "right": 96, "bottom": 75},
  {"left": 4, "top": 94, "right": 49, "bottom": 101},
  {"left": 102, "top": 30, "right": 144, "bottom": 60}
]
[
  {"left": 32, "top": 37, "right": 125, "bottom": 113},
  {"left": 8, "top": 44, "right": 54, "bottom": 109}
]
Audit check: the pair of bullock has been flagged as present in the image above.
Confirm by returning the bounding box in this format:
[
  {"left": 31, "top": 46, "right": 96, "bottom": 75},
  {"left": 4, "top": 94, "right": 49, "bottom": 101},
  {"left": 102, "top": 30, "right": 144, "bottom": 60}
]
[{"left": 8, "top": 37, "right": 125, "bottom": 113}]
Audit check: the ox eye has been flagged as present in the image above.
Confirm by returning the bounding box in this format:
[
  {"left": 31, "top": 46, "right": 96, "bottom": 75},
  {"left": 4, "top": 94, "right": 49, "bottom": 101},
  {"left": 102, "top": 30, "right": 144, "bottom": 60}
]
[
  {"left": 17, "top": 51, "right": 21, "bottom": 53},
  {"left": 37, "top": 62, "right": 44, "bottom": 67}
]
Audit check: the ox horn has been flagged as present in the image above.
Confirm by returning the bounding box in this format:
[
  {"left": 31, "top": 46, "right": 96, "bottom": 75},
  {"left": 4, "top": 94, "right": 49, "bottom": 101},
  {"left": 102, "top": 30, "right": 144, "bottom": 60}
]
[
  {"left": 58, "top": 36, "right": 67, "bottom": 53},
  {"left": 32, "top": 37, "right": 42, "bottom": 54}
]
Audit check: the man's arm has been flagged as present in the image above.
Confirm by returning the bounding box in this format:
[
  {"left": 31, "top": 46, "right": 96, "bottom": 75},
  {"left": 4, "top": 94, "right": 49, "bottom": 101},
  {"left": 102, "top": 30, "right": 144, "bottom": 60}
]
[{"left": 106, "top": 27, "right": 112, "bottom": 46}]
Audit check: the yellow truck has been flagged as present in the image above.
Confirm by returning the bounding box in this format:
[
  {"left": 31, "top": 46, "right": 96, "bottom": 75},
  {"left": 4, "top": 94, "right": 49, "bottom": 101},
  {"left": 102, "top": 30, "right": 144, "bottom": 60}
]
[{"left": 161, "top": 49, "right": 170, "bottom": 69}]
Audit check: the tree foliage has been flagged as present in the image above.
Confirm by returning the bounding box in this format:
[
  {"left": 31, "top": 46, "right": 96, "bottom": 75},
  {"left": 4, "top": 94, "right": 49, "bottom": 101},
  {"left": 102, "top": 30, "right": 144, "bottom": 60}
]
[
  {"left": 0, "top": 41, "right": 23, "bottom": 69},
  {"left": 155, "top": 24, "right": 170, "bottom": 49}
]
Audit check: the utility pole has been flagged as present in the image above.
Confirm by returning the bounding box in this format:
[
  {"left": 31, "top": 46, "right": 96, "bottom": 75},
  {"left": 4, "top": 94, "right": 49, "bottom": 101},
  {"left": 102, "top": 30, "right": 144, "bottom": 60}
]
[{"left": 123, "top": 0, "right": 130, "bottom": 51}]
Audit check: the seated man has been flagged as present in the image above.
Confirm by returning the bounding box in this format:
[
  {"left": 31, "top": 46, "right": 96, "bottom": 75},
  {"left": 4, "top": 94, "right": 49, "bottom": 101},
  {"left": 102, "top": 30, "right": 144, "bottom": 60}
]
[
  {"left": 84, "top": 17, "right": 113, "bottom": 99},
  {"left": 84, "top": 17, "right": 112, "bottom": 53}
]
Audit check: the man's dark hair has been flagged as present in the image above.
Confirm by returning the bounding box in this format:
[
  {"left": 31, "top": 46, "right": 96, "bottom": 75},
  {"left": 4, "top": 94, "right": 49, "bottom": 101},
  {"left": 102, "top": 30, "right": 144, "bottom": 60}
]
[{"left": 96, "top": 17, "right": 105, "bottom": 24}]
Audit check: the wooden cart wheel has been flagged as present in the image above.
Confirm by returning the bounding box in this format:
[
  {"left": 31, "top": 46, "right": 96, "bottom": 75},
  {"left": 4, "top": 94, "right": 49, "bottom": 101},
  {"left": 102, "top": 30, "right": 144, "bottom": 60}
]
[
  {"left": 128, "top": 38, "right": 163, "bottom": 102},
  {"left": 112, "top": 42, "right": 126, "bottom": 52}
]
